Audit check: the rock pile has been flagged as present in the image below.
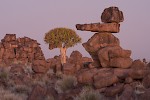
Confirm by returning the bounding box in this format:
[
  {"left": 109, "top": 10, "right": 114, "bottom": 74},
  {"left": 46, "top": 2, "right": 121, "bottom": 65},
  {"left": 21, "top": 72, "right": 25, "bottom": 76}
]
[
  {"left": 76, "top": 6, "right": 150, "bottom": 99},
  {"left": 76, "top": 6, "right": 132, "bottom": 68},
  {"left": 47, "top": 50, "right": 93, "bottom": 75},
  {"left": 0, "top": 34, "right": 48, "bottom": 73}
]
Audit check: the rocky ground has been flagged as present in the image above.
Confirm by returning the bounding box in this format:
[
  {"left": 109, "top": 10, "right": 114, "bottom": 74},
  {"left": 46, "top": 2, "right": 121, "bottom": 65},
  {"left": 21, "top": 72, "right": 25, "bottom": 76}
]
[{"left": 0, "top": 51, "right": 150, "bottom": 100}]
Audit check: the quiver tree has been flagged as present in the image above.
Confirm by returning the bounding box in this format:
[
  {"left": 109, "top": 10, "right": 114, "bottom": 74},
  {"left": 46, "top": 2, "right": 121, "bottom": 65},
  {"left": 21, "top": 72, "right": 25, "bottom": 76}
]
[{"left": 44, "top": 27, "right": 81, "bottom": 65}]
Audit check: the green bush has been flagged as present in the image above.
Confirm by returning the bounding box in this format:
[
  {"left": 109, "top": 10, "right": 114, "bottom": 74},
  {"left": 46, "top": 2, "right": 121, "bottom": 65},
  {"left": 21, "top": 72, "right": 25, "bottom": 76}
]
[
  {"left": 74, "top": 87, "right": 103, "bottom": 100},
  {"left": 55, "top": 75, "right": 77, "bottom": 93}
]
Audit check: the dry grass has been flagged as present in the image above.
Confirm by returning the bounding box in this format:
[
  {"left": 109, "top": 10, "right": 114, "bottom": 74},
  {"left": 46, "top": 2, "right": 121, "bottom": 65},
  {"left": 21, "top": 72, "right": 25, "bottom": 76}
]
[
  {"left": 13, "top": 84, "right": 31, "bottom": 95},
  {"left": 74, "top": 87, "right": 104, "bottom": 100},
  {"left": 134, "top": 82, "right": 146, "bottom": 94},
  {"left": 23, "top": 62, "right": 34, "bottom": 75},
  {"left": 55, "top": 75, "right": 77, "bottom": 93},
  {"left": 45, "top": 95, "right": 55, "bottom": 100},
  {"left": 0, "top": 87, "right": 26, "bottom": 100}
]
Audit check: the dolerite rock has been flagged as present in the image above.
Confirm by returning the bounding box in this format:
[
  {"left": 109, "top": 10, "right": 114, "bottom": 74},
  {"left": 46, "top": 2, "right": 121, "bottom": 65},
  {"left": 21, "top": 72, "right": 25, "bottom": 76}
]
[
  {"left": 83, "top": 33, "right": 120, "bottom": 53},
  {"left": 69, "top": 50, "right": 82, "bottom": 64},
  {"left": 142, "top": 74, "right": 150, "bottom": 88},
  {"left": 83, "top": 33, "right": 120, "bottom": 67},
  {"left": 0, "top": 34, "right": 48, "bottom": 74},
  {"left": 101, "top": 6, "right": 124, "bottom": 23},
  {"left": 76, "top": 22, "right": 120, "bottom": 33},
  {"left": 0, "top": 47, "right": 4, "bottom": 59},
  {"left": 110, "top": 57, "right": 133, "bottom": 68},
  {"left": 125, "top": 77, "right": 133, "bottom": 84},
  {"left": 3, "top": 34, "right": 16, "bottom": 42},
  {"left": 63, "top": 63, "right": 76, "bottom": 75},
  {"left": 3, "top": 49, "right": 16, "bottom": 59},
  {"left": 129, "top": 69, "right": 150, "bottom": 79},
  {"left": 104, "top": 83, "right": 124, "bottom": 97},
  {"left": 119, "top": 84, "right": 134, "bottom": 100},
  {"left": 77, "top": 68, "right": 98, "bottom": 84},
  {"left": 94, "top": 68, "right": 114, "bottom": 81},
  {"left": 68, "top": 51, "right": 93, "bottom": 70},
  {"left": 81, "top": 57, "right": 93, "bottom": 63},
  {"left": 130, "top": 59, "right": 146, "bottom": 69},
  {"left": 98, "top": 46, "right": 132, "bottom": 68},
  {"left": 32, "top": 60, "right": 48, "bottom": 73},
  {"left": 94, "top": 74, "right": 118, "bottom": 89},
  {"left": 94, "top": 68, "right": 118, "bottom": 89},
  {"left": 114, "top": 68, "right": 132, "bottom": 79}
]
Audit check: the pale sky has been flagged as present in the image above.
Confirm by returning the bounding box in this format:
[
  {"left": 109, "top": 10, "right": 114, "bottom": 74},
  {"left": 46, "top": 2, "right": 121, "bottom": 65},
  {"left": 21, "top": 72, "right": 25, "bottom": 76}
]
[{"left": 0, "top": 0, "right": 150, "bottom": 61}]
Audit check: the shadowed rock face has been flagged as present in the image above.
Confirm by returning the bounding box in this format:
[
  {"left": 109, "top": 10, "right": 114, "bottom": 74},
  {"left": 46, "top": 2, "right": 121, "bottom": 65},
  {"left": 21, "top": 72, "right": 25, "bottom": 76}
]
[
  {"left": 76, "top": 23, "right": 120, "bottom": 33},
  {"left": 101, "top": 6, "right": 124, "bottom": 23}
]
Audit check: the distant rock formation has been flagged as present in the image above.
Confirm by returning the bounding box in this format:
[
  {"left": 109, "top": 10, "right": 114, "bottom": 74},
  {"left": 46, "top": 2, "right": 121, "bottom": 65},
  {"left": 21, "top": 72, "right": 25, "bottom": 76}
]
[
  {"left": 76, "top": 6, "right": 133, "bottom": 67},
  {"left": 0, "top": 34, "right": 48, "bottom": 73}
]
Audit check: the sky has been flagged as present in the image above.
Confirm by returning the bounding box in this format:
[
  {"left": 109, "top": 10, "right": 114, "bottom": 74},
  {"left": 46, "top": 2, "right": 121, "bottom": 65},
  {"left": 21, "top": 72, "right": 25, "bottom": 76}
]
[{"left": 0, "top": 0, "right": 150, "bottom": 61}]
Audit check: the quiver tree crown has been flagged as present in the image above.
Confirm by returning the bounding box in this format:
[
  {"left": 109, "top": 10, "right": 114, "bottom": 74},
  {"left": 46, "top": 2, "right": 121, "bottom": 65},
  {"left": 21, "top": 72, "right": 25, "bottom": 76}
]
[{"left": 44, "top": 27, "right": 81, "bottom": 50}]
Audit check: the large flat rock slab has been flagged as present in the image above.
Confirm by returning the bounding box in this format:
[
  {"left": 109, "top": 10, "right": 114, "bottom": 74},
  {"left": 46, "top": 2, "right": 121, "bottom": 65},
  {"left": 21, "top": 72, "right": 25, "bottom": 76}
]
[{"left": 76, "top": 23, "right": 120, "bottom": 33}]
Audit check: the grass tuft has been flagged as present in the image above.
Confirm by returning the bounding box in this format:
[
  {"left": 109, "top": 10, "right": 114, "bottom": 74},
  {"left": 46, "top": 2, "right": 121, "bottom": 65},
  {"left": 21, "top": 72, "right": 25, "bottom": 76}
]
[
  {"left": 0, "top": 87, "right": 25, "bottom": 100},
  {"left": 55, "top": 75, "right": 77, "bottom": 93},
  {"left": 74, "top": 87, "right": 103, "bottom": 100}
]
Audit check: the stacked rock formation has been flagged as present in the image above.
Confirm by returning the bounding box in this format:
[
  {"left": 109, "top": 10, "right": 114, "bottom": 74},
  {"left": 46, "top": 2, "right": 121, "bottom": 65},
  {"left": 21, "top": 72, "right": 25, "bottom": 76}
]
[
  {"left": 0, "top": 34, "right": 48, "bottom": 73},
  {"left": 75, "top": 7, "right": 150, "bottom": 99},
  {"left": 76, "top": 6, "right": 133, "bottom": 68}
]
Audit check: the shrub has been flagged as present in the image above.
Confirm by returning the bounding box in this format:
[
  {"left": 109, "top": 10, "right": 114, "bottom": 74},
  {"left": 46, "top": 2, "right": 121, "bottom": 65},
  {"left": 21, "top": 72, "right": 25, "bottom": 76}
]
[
  {"left": 0, "top": 72, "right": 8, "bottom": 80},
  {"left": 23, "top": 63, "right": 34, "bottom": 74},
  {"left": 134, "top": 82, "right": 145, "bottom": 94},
  {"left": 55, "top": 75, "right": 77, "bottom": 93},
  {"left": 45, "top": 95, "right": 55, "bottom": 100},
  {"left": 31, "top": 78, "right": 47, "bottom": 87},
  {"left": 13, "top": 84, "right": 31, "bottom": 95},
  {"left": 74, "top": 87, "right": 103, "bottom": 100},
  {"left": 0, "top": 87, "right": 25, "bottom": 100},
  {"left": 0, "top": 67, "right": 11, "bottom": 80}
]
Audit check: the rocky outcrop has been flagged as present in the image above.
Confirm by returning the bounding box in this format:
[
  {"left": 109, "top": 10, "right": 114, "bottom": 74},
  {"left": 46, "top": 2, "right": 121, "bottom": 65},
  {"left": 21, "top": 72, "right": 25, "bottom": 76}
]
[
  {"left": 0, "top": 34, "right": 48, "bottom": 73},
  {"left": 75, "top": 6, "right": 150, "bottom": 99},
  {"left": 76, "top": 6, "right": 132, "bottom": 68}
]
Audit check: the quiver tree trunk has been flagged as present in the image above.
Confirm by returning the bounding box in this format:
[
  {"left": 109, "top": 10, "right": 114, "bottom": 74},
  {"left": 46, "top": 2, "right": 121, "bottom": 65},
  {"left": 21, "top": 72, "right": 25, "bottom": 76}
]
[{"left": 60, "top": 47, "right": 67, "bottom": 65}]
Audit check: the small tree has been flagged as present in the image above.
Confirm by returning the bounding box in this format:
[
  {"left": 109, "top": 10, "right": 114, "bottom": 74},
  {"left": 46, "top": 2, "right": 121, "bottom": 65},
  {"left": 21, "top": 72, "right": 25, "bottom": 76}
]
[{"left": 44, "top": 27, "right": 81, "bottom": 65}]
